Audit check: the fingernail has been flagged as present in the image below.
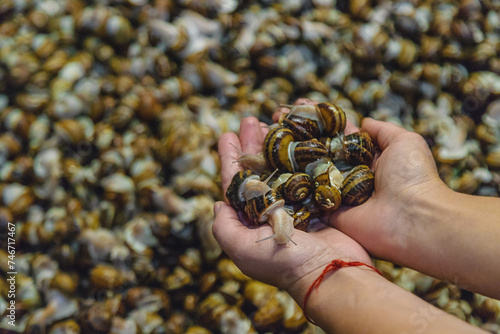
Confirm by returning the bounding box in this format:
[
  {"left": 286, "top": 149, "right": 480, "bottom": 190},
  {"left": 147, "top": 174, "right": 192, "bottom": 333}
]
[{"left": 214, "top": 201, "right": 223, "bottom": 216}]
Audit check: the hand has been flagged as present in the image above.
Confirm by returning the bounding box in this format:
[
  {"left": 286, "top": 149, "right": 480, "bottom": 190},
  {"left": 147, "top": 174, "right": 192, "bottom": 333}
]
[
  {"left": 213, "top": 114, "right": 371, "bottom": 301},
  {"left": 328, "top": 117, "right": 448, "bottom": 260}
]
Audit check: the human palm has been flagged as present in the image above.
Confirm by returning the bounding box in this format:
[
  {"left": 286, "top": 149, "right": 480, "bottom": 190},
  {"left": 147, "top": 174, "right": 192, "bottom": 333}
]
[
  {"left": 213, "top": 116, "right": 371, "bottom": 292},
  {"left": 329, "top": 118, "right": 445, "bottom": 259}
]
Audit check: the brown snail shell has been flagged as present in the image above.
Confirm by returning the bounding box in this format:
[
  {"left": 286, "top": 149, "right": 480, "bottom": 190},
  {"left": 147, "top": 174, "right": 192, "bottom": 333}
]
[
  {"left": 225, "top": 170, "right": 259, "bottom": 211},
  {"left": 272, "top": 172, "right": 312, "bottom": 203},
  {"left": 292, "top": 206, "right": 311, "bottom": 232},
  {"left": 343, "top": 131, "right": 376, "bottom": 166},
  {"left": 289, "top": 139, "right": 328, "bottom": 173},
  {"left": 313, "top": 184, "right": 342, "bottom": 213},
  {"left": 49, "top": 319, "right": 81, "bottom": 334},
  {"left": 311, "top": 160, "right": 343, "bottom": 213},
  {"left": 284, "top": 102, "right": 347, "bottom": 137},
  {"left": 317, "top": 102, "right": 347, "bottom": 137},
  {"left": 279, "top": 111, "right": 321, "bottom": 140},
  {"left": 263, "top": 126, "right": 295, "bottom": 172},
  {"left": 244, "top": 186, "right": 284, "bottom": 225},
  {"left": 89, "top": 264, "right": 124, "bottom": 290},
  {"left": 342, "top": 165, "right": 375, "bottom": 206}
]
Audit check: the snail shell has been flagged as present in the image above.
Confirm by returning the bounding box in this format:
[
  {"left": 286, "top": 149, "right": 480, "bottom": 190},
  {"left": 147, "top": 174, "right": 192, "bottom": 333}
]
[
  {"left": 342, "top": 165, "right": 375, "bottom": 206},
  {"left": 280, "top": 102, "right": 346, "bottom": 138},
  {"left": 343, "top": 131, "right": 375, "bottom": 166},
  {"left": 263, "top": 126, "right": 295, "bottom": 172},
  {"left": 279, "top": 111, "right": 321, "bottom": 140},
  {"left": 292, "top": 206, "right": 310, "bottom": 232},
  {"left": 289, "top": 139, "right": 328, "bottom": 173},
  {"left": 317, "top": 102, "right": 347, "bottom": 137},
  {"left": 311, "top": 161, "right": 343, "bottom": 213},
  {"left": 264, "top": 127, "right": 328, "bottom": 173},
  {"left": 272, "top": 172, "right": 312, "bottom": 203},
  {"left": 226, "top": 170, "right": 259, "bottom": 211},
  {"left": 244, "top": 186, "right": 283, "bottom": 225},
  {"left": 227, "top": 170, "right": 296, "bottom": 245}
]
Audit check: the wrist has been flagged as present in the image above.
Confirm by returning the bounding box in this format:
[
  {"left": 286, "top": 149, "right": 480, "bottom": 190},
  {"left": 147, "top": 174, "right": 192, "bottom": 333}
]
[
  {"left": 287, "top": 260, "right": 385, "bottom": 330},
  {"left": 389, "top": 178, "right": 452, "bottom": 262}
]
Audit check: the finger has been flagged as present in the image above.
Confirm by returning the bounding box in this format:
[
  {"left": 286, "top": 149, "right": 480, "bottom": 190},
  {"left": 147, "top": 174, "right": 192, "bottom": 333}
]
[
  {"left": 344, "top": 119, "right": 360, "bottom": 136},
  {"left": 240, "top": 117, "right": 265, "bottom": 154},
  {"left": 213, "top": 201, "right": 249, "bottom": 248},
  {"left": 218, "top": 132, "right": 242, "bottom": 193},
  {"left": 325, "top": 202, "right": 371, "bottom": 239},
  {"left": 272, "top": 107, "right": 290, "bottom": 123},
  {"left": 260, "top": 122, "right": 270, "bottom": 137},
  {"left": 212, "top": 201, "right": 274, "bottom": 254},
  {"left": 294, "top": 98, "right": 317, "bottom": 105},
  {"left": 361, "top": 117, "right": 408, "bottom": 150}
]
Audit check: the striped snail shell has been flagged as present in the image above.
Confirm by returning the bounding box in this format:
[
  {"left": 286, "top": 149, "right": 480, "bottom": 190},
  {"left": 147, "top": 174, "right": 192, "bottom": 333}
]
[
  {"left": 292, "top": 206, "right": 311, "bottom": 232},
  {"left": 288, "top": 139, "right": 328, "bottom": 173},
  {"left": 280, "top": 102, "right": 347, "bottom": 138},
  {"left": 244, "top": 186, "right": 284, "bottom": 225},
  {"left": 279, "top": 110, "right": 321, "bottom": 140},
  {"left": 311, "top": 159, "right": 343, "bottom": 213},
  {"left": 226, "top": 170, "right": 259, "bottom": 211},
  {"left": 343, "top": 131, "right": 375, "bottom": 167},
  {"left": 264, "top": 127, "right": 328, "bottom": 173},
  {"left": 341, "top": 165, "right": 375, "bottom": 206},
  {"left": 316, "top": 102, "right": 347, "bottom": 137},
  {"left": 226, "top": 170, "right": 296, "bottom": 245},
  {"left": 263, "top": 126, "right": 295, "bottom": 172},
  {"left": 272, "top": 172, "right": 312, "bottom": 203}
]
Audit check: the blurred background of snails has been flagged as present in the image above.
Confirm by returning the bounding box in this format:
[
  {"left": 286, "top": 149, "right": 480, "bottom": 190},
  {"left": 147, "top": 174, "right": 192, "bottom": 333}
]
[{"left": 1, "top": 0, "right": 499, "bottom": 332}]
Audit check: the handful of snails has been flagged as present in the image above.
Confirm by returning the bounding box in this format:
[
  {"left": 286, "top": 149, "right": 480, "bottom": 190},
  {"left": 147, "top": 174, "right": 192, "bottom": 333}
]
[{"left": 226, "top": 102, "right": 376, "bottom": 245}]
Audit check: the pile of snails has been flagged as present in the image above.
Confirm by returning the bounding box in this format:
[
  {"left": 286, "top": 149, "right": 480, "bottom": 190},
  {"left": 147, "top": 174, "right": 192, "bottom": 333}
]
[{"left": 226, "top": 102, "right": 376, "bottom": 245}]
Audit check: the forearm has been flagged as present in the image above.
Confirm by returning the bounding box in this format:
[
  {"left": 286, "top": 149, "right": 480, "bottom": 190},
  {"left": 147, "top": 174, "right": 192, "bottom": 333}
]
[
  {"left": 394, "top": 185, "right": 500, "bottom": 299},
  {"left": 288, "top": 265, "right": 484, "bottom": 333}
]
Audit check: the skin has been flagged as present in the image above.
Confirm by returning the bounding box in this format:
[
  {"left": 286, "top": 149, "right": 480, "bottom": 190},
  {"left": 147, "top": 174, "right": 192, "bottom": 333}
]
[{"left": 213, "top": 99, "right": 498, "bottom": 333}]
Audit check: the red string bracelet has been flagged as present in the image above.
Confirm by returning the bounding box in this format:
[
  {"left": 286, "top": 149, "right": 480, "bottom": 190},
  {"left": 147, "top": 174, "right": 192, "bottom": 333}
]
[{"left": 302, "top": 259, "right": 382, "bottom": 324}]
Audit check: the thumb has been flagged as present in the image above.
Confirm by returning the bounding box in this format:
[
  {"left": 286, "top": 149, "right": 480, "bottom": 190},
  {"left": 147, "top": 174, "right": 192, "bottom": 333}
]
[{"left": 212, "top": 201, "right": 254, "bottom": 252}]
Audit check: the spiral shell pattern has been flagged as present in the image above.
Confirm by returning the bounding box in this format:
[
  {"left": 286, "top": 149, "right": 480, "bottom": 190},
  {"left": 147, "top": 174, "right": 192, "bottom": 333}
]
[
  {"left": 289, "top": 139, "right": 328, "bottom": 172},
  {"left": 244, "top": 189, "right": 284, "bottom": 224},
  {"left": 342, "top": 165, "right": 375, "bottom": 206},
  {"left": 263, "top": 126, "right": 295, "bottom": 172},
  {"left": 276, "top": 172, "right": 312, "bottom": 203},
  {"left": 292, "top": 206, "right": 311, "bottom": 232},
  {"left": 317, "top": 103, "right": 347, "bottom": 137},
  {"left": 226, "top": 170, "right": 259, "bottom": 211},
  {"left": 280, "top": 112, "right": 321, "bottom": 140},
  {"left": 344, "top": 131, "right": 375, "bottom": 166}
]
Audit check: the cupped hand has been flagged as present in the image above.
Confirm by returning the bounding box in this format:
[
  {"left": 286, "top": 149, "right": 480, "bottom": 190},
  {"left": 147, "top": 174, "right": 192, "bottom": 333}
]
[
  {"left": 328, "top": 117, "right": 448, "bottom": 260},
  {"left": 213, "top": 114, "right": 371, "bottom": 299}
]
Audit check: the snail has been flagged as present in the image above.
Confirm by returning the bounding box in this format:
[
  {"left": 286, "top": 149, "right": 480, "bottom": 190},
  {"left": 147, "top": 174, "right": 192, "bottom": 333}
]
[
  {"left": 263, "top": 126, "right": 328, "bottom": 173},
  {"left": 290, "top": 206, "right": 311, "bottom": 232},
  {"left": 227, "top": 100, "right": 377, "bottom": 245},
  {"left": 309, "top": 158, "right": 343, "bottom": 213},
  {"left": 278, "top": 102, "right": 347, "bottom": 139},
  {"left": 341, "top": 165, "right": 375, "bottom": 206},
  {"left": 226, "top": 169, "right": 296, "bottom": 245},
  {"left": 271, "top": 172, "right": 312, "bottom": 203},
  {"left": 321, "top": 131, "right": 375, "bottom": 169}
]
